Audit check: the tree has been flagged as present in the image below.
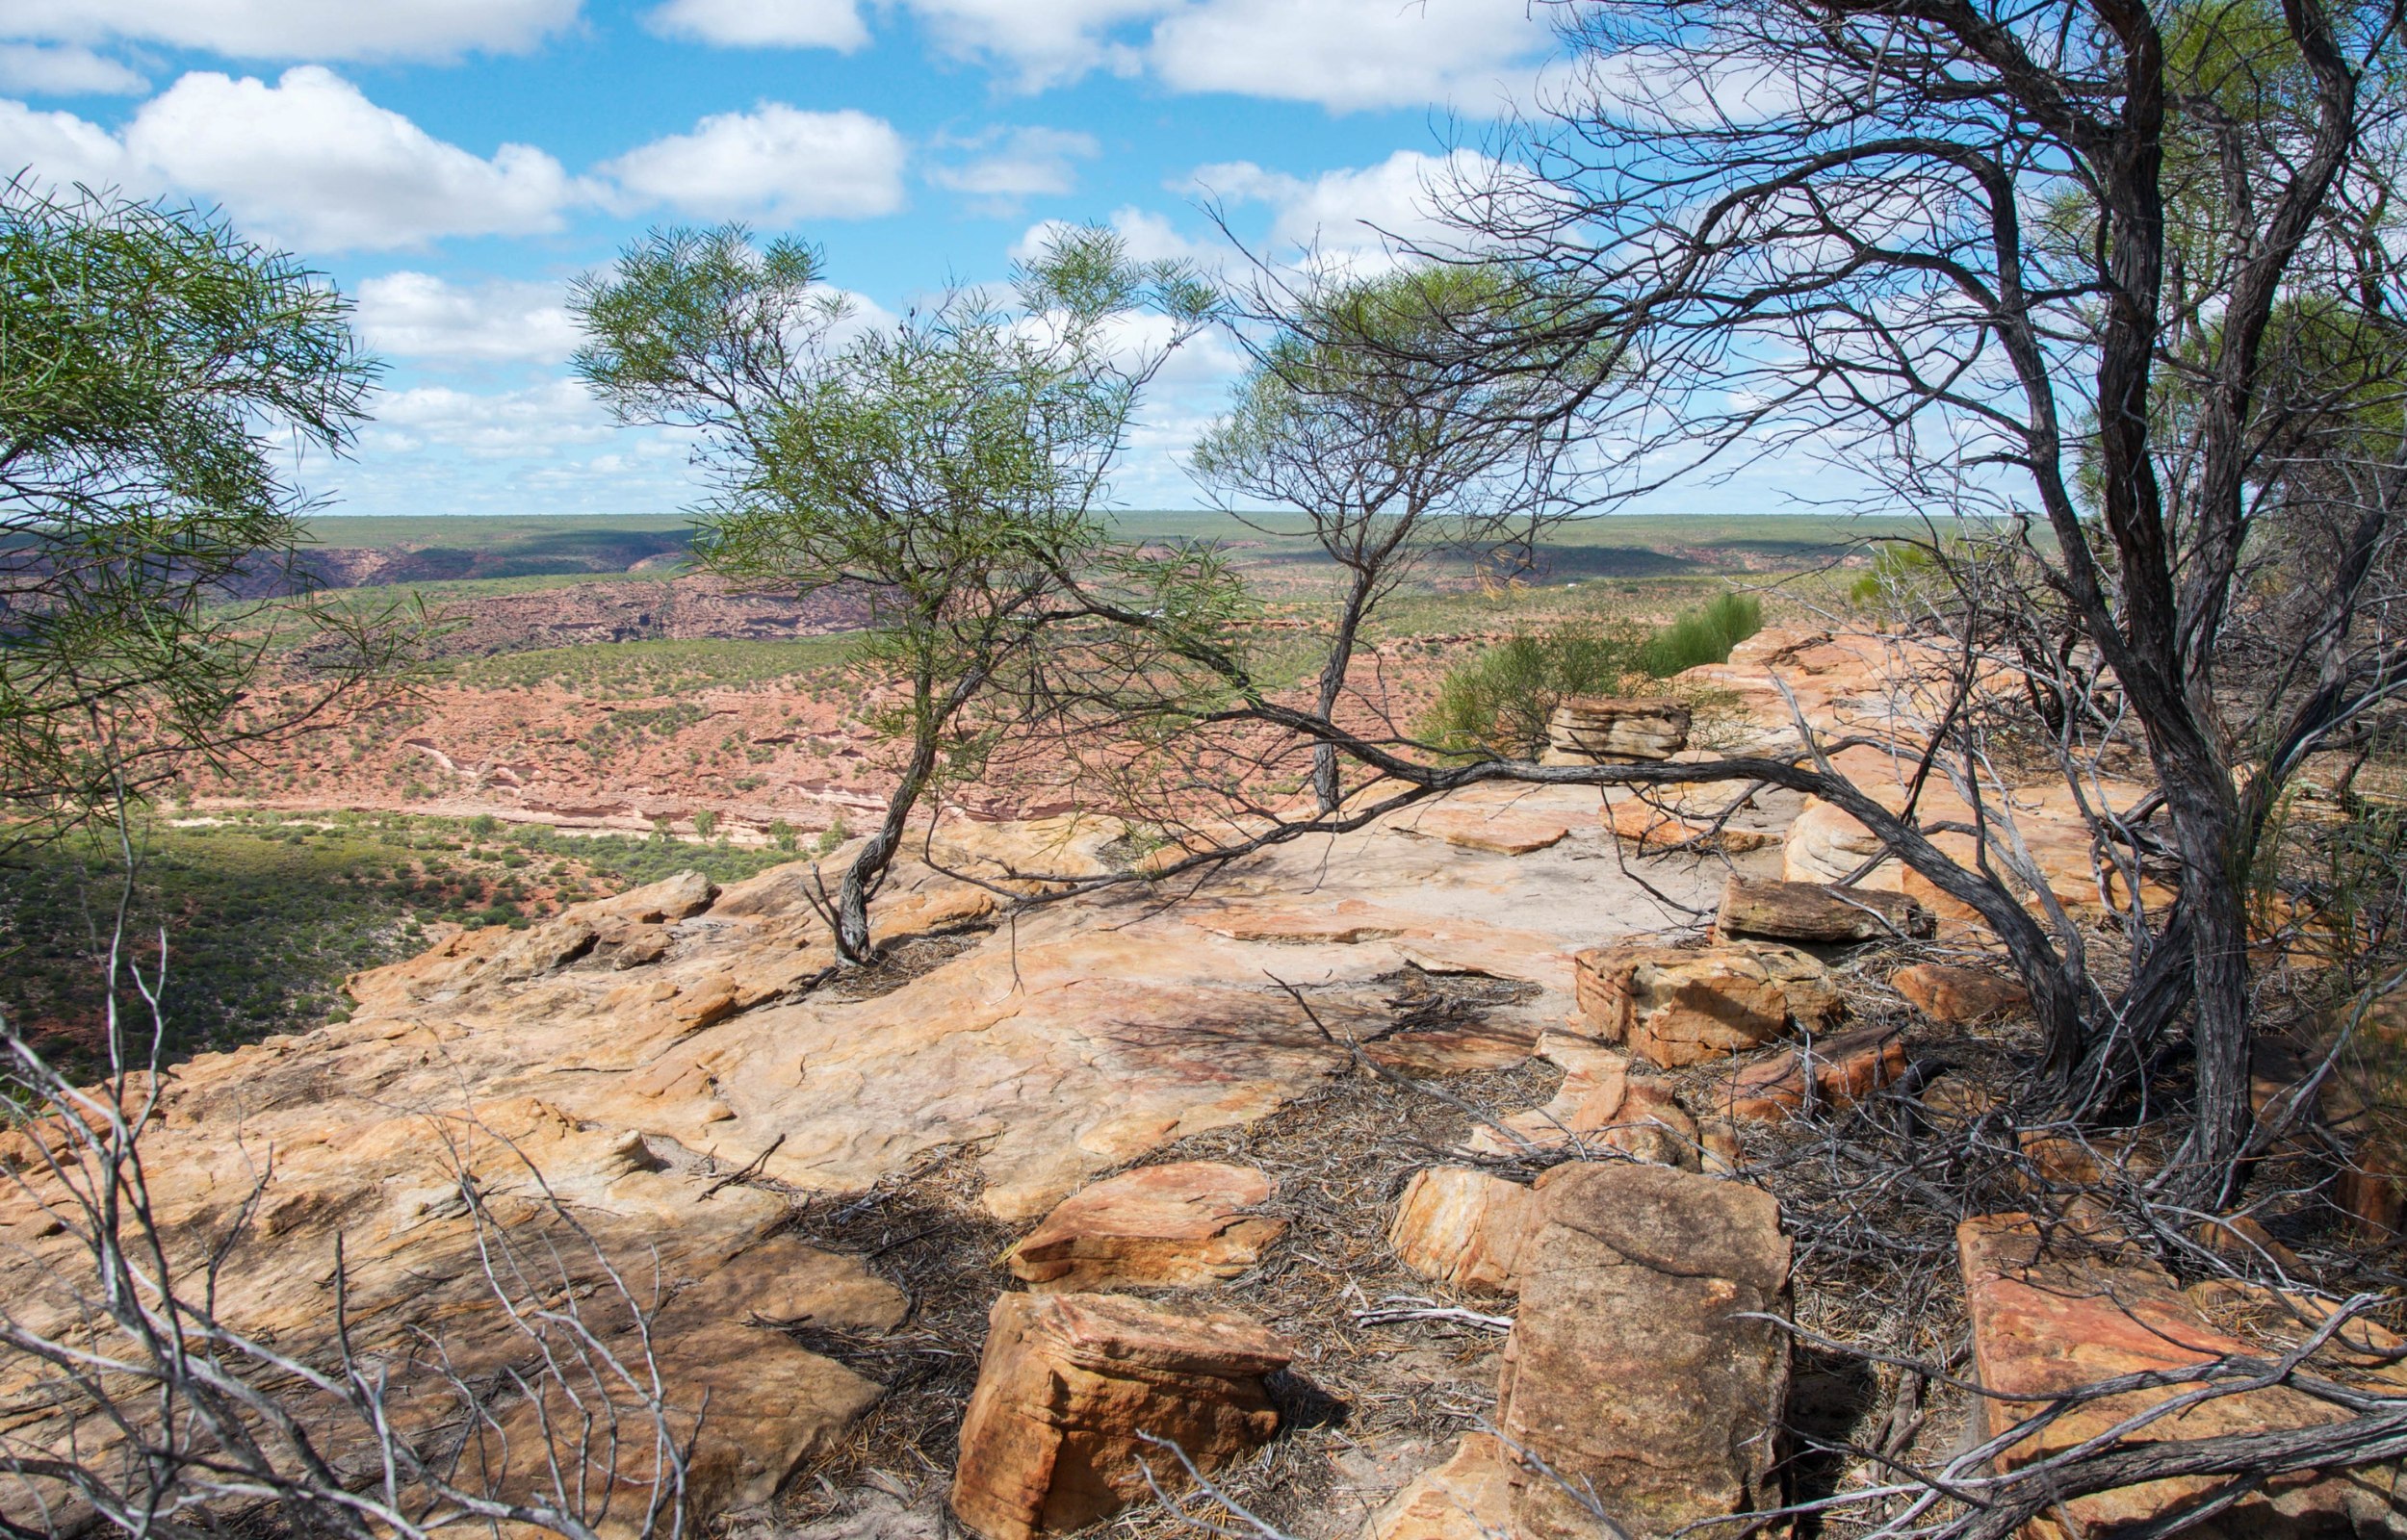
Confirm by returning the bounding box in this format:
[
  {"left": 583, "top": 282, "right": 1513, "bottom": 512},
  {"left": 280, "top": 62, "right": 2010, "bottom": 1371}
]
[
  {"left": 1192, "top": 264, "right": 1568, "bottom": 813},
  {"left": 1372, "top": 0, "right": 2407, "bottom": 1198},
  {"left": 0, "top": 179, "right": 406, "bottom": 836},
  {"left": 572, "top": 225, "right": 1228, "bottom": 963}
]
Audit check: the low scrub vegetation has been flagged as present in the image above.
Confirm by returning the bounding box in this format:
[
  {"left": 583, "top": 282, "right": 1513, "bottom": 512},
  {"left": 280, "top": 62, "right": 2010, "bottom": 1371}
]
[{"left": 1423, "top": 593, "right": 1761, "bottom": 757}]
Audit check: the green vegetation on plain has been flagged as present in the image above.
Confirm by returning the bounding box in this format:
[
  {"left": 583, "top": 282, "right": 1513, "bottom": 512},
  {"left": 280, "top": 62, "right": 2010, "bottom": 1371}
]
[{"left": 0, "top": 810, "right": 806, "bottom": 1074}]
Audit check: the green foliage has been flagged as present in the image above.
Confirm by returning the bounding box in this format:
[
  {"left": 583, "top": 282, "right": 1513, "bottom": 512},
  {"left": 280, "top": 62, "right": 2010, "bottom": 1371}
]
[
  {"left": 1636, "top": 592, "right": 1762, "bottom": 675},
  {"left": 1422, "top": 593, "right": 1762, "bottom": 757},
  {"left": 1423, "top": 621, "right": 1649, "bottom": 757},
  {"left": 691, "top": 808, "right": 717, "bottom": 840},
  {"left": 0, "top": 180, "right": 401, "bottom": 827}
]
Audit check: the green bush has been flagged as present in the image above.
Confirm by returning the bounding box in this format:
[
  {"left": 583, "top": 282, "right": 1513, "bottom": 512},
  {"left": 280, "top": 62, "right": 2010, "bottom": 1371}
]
[
  {"left": 1422, "top": 621, "right": 1648, "bottom": 758},
  {"left": 1635, "top": 592, "right": 1762, "bottom": 677},
  {"left": 1423, "top": 593, "right": 1763, "bottom": 758}
]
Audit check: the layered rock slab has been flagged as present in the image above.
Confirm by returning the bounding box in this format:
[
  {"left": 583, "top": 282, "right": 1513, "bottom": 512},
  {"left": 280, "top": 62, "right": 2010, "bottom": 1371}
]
[
  {"left": 1573, "top": 937, "right": 1840, "bottom": 1066},
  {"left": 1497, "top": 1162, "right": 1792, "bottom": 1540},
  {"left": 949, "top": 1293, "right": 1290, "bottom": 1540},
  {"left": 1004, "top": 1162, "right": 1285, "bottom": 1291},
  {"left": 1718, "top": 874, "right": 1935, "bottom": 944},
  {"left": 1959, "top": 1215, "right": 2406, "bottom": 1539},
  {"left": 1892, "top": 962, "right": 2029, "bottom": 1023},
  {"left": 1386, "top": 1167, "right": 1537, "bottom": 1294},
  {"left": 1363, "top": 1433, "right": 1515, "bottom": 1540}
]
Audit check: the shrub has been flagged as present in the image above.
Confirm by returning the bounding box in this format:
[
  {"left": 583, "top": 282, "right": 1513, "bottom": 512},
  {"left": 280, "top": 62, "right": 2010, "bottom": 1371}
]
[
  {"left": 767, "top": 819, "right": 799, "bottom": 853},
  {"left": 691, "top": 808, "right": 717, "bottom": 840},
  {"left": 1422, "top": 621, "right": 1648, "bottom": 758},
  {"left": 1635, "top": 592, "right": 1762, "bottom": 677}
]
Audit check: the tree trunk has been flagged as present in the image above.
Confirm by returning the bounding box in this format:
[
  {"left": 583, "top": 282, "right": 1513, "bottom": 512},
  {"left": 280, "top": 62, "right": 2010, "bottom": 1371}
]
[
  {"left": 830, "top": 667, "right": 967, "bottom": 966},
  {"left": 1313, "top": 572, "right": 1375, "bottom": 815}
]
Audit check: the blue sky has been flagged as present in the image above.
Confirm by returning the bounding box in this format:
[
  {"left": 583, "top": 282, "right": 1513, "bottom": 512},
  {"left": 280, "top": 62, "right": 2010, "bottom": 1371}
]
[{"left": 0, "top": 0, "right": 1566, "bottom": 519}]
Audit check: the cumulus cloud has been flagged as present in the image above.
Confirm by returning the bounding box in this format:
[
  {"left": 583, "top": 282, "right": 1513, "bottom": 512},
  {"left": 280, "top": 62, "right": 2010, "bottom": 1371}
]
[
  {"left": 1191, "top": 148, "right": 1492, "bottom": 267},
  {"left": 600, "top": 104, "right": 907, "bottom": 222},
  {"left": 0, "top": 43, "right": 146, "bottom": 96},
  {"left": 366, "top": 378, "right": 619, "bottom": 459},
  {"left": 0, "top": 67, "right": 579, "bottom": 250},
  {"left": 353, "top": 272, "right": 583, "bottom": 365},
  {"left": 0, "top": 0, "right": 578, "bottom": 63},
  {"left": 644, "top": 0, "right": 868, "bottom": 51},
  {"left": 1149, "top": 0, "right": 1545, "bottom": 112},
  {"left": 1012, "top": 205, "right": 1213, "bottom": 267},
  {"left": 928, "top": 126, "right": 1098, "bottom": 206},
  {"left": 902, "top": 0, "right": 1164, "bottom": 90}
]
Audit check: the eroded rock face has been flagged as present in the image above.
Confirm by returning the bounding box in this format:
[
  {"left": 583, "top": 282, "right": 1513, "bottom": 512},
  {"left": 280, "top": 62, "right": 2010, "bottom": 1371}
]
[
  {"left": 1497, "top": 1163, "right": 1792, "bottom": 1540},
  {"left": 1543, "top": 698, "right": 1692, "bottom": 762},
  {"left": 1005, "top": 1163, "right": 1285, "bottom": 1291},
  {"left": 1959, "top": 1215, "right": 2407, "bottom": 1538},
  {"left": 949, "top": 1293, "right": 1290, "bottom": 1540},
  {"left": 1386, "top": 1167, "right": 1537, "bottom": 1295},
  {"left": 1573, "top": 938, "right": 1840, "bottom": 1067}
]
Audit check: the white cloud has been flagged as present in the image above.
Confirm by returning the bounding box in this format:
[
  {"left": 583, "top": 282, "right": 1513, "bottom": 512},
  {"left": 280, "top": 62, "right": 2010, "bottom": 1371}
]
[
  {"left": 354, "top": 272, "right": 582, "bottom": 365},
  {"left": 601, "top": 104, "right": 906, "bottom": 222},
  {"left": 0, "top": 43, "right": 146, "bottom": 96},
  {"left": 644, "top": 0, "right": 868, "bottom": 51},
  {"left": 0, "top": 99, "right": 136, "bottom": 189},
  {"left": 1012, "top": 205, "right": 1213, "bottom": 267},
  {"left": 0, "top": 67, "right": 581, "bottom": 251},
  {"left": 901, "top": 0, "right": 1165, "bottom": 90},
  {"left": 1192, "top": 148, "right": 1493, "bottom": 267},
  {"left": 366, "top": 378, "right": 618, "bottom": 459},
  {"left": 0, "top": 0, "right": 579, "bottom": 63},
  {"left": 1150, "top": 0, "right": 1546, "bottom": 112},
  {"left": 929, "top": 126, "right": 1098, "bottom": 203}
]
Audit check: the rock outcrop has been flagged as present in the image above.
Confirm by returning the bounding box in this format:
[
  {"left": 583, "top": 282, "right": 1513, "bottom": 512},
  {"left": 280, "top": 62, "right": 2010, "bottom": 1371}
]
[
  {"left": 1718, "top": 874, "right": 1935, "bottom": 943},
  {"left": 1960, "top": 1215, "right": 2407, "bottom": 1538},
  {"left": 1386, "top": 1167, "right": 1538, "bottom": 1294},
  {"left": 1891, "top": 962, "right": 2029, "bottom": 1022},
  {"left": 1718, "top": 1024, "right": 1909, "bottom": 1122},
  {"left": 1004, "top": 1163, "right": 1286, "bottom": 1291},
  {"left": 1542, "top": 698, "right": 1691, "bottom": 763},
  {"left": 949, "top": 1293, "right": 1290, "bottom": 1540},
  {"left": 1573, "top": 937, "right": 1840, "bottom": 1066},
  {"left": 1497, "top": 1163, "right": 1792, "bottom": 1540}
]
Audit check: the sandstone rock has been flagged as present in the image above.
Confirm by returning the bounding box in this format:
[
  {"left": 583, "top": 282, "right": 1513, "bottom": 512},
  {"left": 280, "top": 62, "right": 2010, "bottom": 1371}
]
[
  {"left": 1005, "top": 1163, "right": 1286, "bottom": 1291},
  {"left": 1960, "top": 1215, "right": 2406, "bottom": 1538},
  {"left": 1497, "top": 1163, "right": 1791, "bottom": 1540},
  {"left": 1719, "top": 1025, "right": 1908, "bottom": 1123},
  {"left": 1465, "top": 1034, "right": 1698, "bottom": 1166},
  {"left": 1544, "top": 698, "right": 1691, "bottom": 762},
  {"left": 1600, "top": 790, "right": 1776, "bottom": 855},
  {"left": 1386, "top": 1167, "right": 1538, "bottom": 1294},
  {"left": 586, "top": 869, "right": 719, "bottom": 926},
  {"left": 1892, "top": 962, "right": 2028, "bottom": 1022},
  {"left": 949, "top": 1293, "right": 1289, "bottom": 1540},
  {"left": 1718, "top": 875, "right": 1934, "bottom": 943},
  {"left": 1573, "top": 938, "right": 1840, "bottom": 1067},
  {"left": 1363, "top": 1433, "right": 1514, "bottom": 1540}
]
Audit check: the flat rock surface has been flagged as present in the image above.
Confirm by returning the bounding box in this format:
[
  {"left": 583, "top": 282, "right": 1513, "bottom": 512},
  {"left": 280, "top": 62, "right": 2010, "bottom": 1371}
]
[{"left": 1005, "top": 1161, "right": 1284, "bottom": 1291}]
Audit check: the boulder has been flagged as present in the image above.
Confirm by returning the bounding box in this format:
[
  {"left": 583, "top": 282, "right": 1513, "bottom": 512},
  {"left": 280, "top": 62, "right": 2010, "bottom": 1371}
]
[
  {"left": 1601, "top": 790, "right": 1777, "bottom": 855},
  {"left": 1960, "top": 1215, "right": 2406, "bottom": 1538},
  {"left": 1543, "top": 698, "right": 1691, "bottom": 763},
  {"left": 1005, "top": 1163, "right": 1286, "bottom": 1292},
  {"left": 1573, "top": 938, "right": 1840, "bottom": 1067},
  {"left": 1892, "top": 962, "right": 2028, "bottom": 1023},
  {"left": 1718, "top": 875, "right": 1934, "bottom": 943},
  {"left": 1496, "top": 1163, "right": 1791, "bottom": 1540},
  {"left": 1363, "top": 1433, "right": 1515, "bottom": 1540},
  {"left": 949, "top": 1293, "right": 1289, "bottom": 1540},
  {"left": 1718, "top": 1025, "right": 1908, "bottom": 1123},
  {"left": 1386, "top": 1168, "right": 1538, "bottom": 1295}
]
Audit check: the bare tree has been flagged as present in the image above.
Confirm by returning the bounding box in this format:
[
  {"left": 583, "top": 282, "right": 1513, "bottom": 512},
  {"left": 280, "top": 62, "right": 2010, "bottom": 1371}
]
[
  {"left": 1314, "top": 0, "right": 2407, "bottom": 1200},
  {"left": 1191, "top": 262, "right": 1566, "bottom": 812}
]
